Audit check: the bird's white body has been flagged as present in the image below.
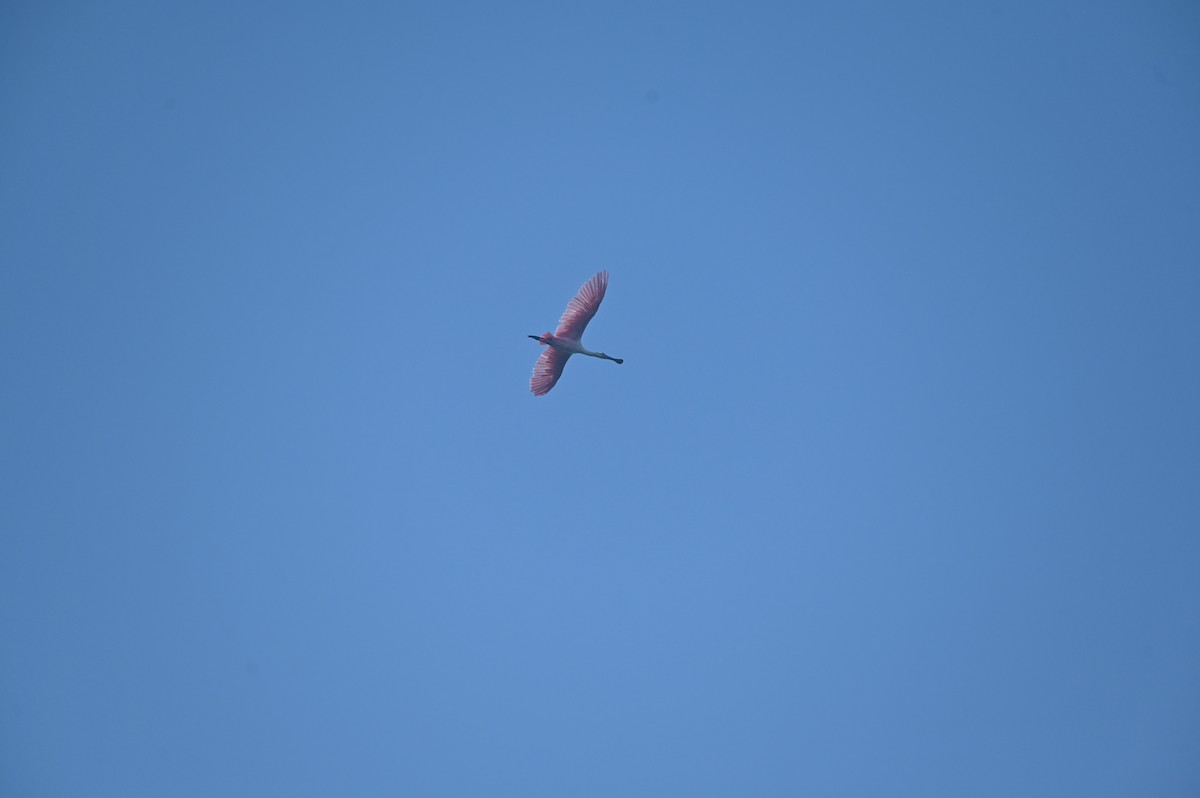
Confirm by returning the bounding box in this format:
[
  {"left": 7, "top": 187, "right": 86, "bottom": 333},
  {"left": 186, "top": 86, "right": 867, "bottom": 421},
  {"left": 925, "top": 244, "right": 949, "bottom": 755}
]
[{"left": 546, "top": 336, "right": 601, "bottom": 358}]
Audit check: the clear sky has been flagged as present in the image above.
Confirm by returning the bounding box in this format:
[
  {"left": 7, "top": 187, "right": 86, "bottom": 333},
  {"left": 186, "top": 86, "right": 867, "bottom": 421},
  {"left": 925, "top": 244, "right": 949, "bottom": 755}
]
[{"left": 2, "top": 1, "right": 1198, "bottom": 795}]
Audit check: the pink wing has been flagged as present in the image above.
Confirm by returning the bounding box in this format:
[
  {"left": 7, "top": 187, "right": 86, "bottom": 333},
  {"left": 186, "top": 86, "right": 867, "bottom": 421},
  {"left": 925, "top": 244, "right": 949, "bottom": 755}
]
[
  {"left": 530, "top": 346, "right": 571, "bottom": 396},
  {"left": 554, "top": 270, "right": 609, "bottom": 340}
]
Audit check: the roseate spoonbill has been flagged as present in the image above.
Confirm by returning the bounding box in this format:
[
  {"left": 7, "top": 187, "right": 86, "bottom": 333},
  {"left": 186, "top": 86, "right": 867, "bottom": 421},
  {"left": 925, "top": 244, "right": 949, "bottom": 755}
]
[{"left": 529, "top": 270, "right": 623, "bottom": 396}]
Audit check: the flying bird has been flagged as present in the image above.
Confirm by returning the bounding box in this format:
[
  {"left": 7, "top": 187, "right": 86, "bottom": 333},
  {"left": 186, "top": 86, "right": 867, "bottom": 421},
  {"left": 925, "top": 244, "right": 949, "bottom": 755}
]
[{"left": 529, "top": 270, "right": 622, "bottom": 396}]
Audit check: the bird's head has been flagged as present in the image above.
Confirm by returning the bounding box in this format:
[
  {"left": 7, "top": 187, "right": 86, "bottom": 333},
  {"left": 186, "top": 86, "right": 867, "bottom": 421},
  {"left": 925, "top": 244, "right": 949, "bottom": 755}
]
[{"left": 528, "top": 332, "right": 554, "bottom": 345}]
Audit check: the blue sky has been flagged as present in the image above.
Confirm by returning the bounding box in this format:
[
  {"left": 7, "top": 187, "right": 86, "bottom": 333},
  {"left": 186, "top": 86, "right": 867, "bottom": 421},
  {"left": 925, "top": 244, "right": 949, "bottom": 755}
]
[{"left": 2, "top": 1, "right": 1198, "bottom": 795}]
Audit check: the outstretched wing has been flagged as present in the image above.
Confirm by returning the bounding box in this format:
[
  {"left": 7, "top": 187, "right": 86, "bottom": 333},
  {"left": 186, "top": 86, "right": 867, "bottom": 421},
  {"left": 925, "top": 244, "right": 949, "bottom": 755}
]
[
  {"left": 530, "top": 347, "right": 571, "bottom": 396},
  {"left": 554, "top": 270, "right": 608, "bottom": 340}
]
